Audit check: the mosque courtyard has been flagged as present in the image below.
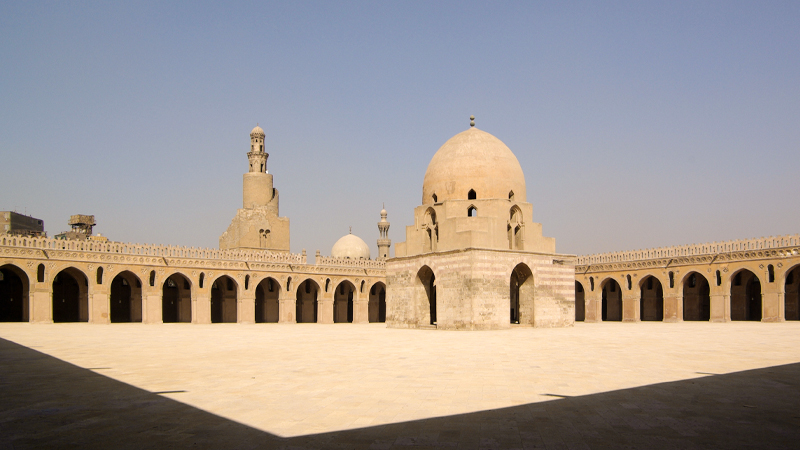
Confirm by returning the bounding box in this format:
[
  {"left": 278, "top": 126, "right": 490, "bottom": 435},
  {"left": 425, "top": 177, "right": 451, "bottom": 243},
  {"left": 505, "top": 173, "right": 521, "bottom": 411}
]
[{"left": 1, "top": 322, "right": 799, "bottom": 449}]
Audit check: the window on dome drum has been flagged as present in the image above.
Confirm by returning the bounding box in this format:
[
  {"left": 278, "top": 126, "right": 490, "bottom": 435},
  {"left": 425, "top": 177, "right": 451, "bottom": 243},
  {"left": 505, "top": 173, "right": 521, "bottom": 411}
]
[
  {"left": 468, "top": 206, "right": 477, "bottom": 217},
  {"left": 468, "top": 189, "right": 476, "bottom": 200},
  {"left": 509, "top": 191, "right": 514, "bottom": 200},
  {"left": 432, "top": 193, "right": 437, "bottom": 203}
]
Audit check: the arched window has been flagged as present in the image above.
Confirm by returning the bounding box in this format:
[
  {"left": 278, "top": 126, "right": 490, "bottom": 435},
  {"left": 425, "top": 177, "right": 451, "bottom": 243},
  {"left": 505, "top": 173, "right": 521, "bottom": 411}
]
[
  {"left": 468, "top": 189, "right": 476, "bottom": 200},
  {"left": 716, "top": 270, "right": 721, "bottom": 286},
  {"left": 508, "top": 191, "right": 514, "bottom": 200},
  {"left": 669, "top": 272, "right": 674, "bottom": 288},
  {"left": 468, "top": 206, "right": 477, "bottom": 217},
  {"left": 768, "top": 264, "right": 775, "bottom": 283},
  {"left": 199, "top": 272, "right": 205, "bottom": 289},
  {"left": 286, "top": 277, "right": 292, "bottom": 292},
  {"left": 626, "top": 275, "right": 631, "bottom": 290},
  {"left": 432, "top": 193, "right": 437, "bottom": 203},
  {"left": 245, "top": 275, "right": 250, "bottom": 290},
  {"left": 590, "top": 277, "right": 594, "bottom": 291},
  {"left": 149, "top": 271, "right": 155, "bottom": 287},
  {"left": 37, "top": 264, "right": 45, "bottom": 283},
  {"left": 96, "top": 267, "right": 103, "bottom": 285}
]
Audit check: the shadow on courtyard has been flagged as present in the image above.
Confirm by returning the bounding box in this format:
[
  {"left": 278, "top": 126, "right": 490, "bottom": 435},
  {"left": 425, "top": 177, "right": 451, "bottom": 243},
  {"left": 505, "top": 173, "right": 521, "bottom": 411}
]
[{"left": 1, "top": 337, "right": 799, "bottom": 450}]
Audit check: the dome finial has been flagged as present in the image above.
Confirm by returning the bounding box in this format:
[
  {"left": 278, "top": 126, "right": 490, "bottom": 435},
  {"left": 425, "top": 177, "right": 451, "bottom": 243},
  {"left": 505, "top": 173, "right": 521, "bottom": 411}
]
[
  {"left": 470, "top": 115, "right": 475, "bottom": 127},
  {"left": 349, "top": 226, "right": 352, "bottom": 234}
]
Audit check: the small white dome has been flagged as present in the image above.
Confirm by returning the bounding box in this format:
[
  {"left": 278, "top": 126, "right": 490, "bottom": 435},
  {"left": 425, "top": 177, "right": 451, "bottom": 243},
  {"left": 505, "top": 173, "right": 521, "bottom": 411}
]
[
  {"left": 250, "top": 124, "right": 265, "bottom": 137},
  {"left": 331, "top": 233, "right": 370, "bottom": 260}
]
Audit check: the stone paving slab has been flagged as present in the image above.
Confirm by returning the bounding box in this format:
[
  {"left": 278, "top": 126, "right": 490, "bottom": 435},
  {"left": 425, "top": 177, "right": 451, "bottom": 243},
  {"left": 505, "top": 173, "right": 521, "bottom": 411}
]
[{"left": 1, "top": 322, "right": 799, "bottom": 449}]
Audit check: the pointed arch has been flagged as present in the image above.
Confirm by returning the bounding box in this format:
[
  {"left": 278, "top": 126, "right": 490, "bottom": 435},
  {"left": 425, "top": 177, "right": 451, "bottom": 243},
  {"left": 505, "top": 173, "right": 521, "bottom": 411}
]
[
  {"left": 508, "top": 206, "right": 523, "bottom": 250},
  {"left": 730, "top": 268, "right": 762, "bottom": 321},
  {"left": 638, "top": 275, "right": 664, "bottom": 321},
  {"left": 601, "top": 278, "right": 622, "bottom": 321},
  {"left": 0, "top": 264, "right": 30, "bottom": 322},
  {"left": 423, "top": 207, "right": 438, "bottom": 252},
  {"left": 162, "top": 272, "right": 192, "bottom": 323},
  {"left": 369, "top": 281, "right": 387, "bottom": 323},
  {"left": 574, "top": 281, "right": 585, "bottom": 322},
  {"left": 295, "top": 278, "right": 319, "bottom": 323},
  {"left": 52, "top": 267, "right": 89, "bottom": 323},
  {"left": 255, "top": 277, "right": 280, "bottom": 323},
  {"left": 210, "top": 275, "right": 238, "bottom": 323},
  {"left": 334, "top": 280, "right": 356, "bottom": 323},
  {"left": 416, "top": 266, "right": 436, "bottom": 326},
  {"left": 110, "top": 271, "right": 142, "bottom": 323},
  {"left": 510, "top": 263, "right": 534, "bottom": 325},
  {"left": 784, "top": 264, "right": 800, "bottom": 320},
  {"left": 682, "top": 271, "right": 710, "bottom": 321}
]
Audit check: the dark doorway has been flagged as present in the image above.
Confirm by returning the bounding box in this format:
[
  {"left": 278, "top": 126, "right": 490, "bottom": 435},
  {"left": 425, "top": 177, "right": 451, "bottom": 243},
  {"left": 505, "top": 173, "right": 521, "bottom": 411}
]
[
  {"left": 334, "top": 281, "right": 355, "bottom": 323},
  {"left": 211, "top": 276, "right": 237, "bottom": 323},
  {"left": 162, "top": 274, "right": 191, "bottom": 323},
  {"left": 575, "top": 281, "right": 585, "bottom": 322},
  {"left": 639, "top": 276, "right": 664, "bottom": 321},
  {"left": 369, "top": 282, "right": 387, "bottom": 323},
  {"left": 683, "top": 272, "right": 710, "bottom": 321},
  {"left": 730, "top": 270, "right": 762, "bottom": 321},
  {"left": 255, "top": 277, "right": 280, "bottom": 323},
  {"left": 53, "top": 269, "right": 87, "bottom": 323},
  {"left": 785, "top": 266, "right": 800, "bottom": 320},
  {"left": 417, "top": 266, "right": 436, "bottom": 325},
  {"left": 0, "top": 265, "right": 27, "bottom": 322},
  {"left": 602, "top": 279, "right": 622, "bottom": 321},
  {"left": 110, "top": 272, "right": 142, "bottom": 323},
  {"left": 296, "top": 279, "right": 319, "bottom": 323}
]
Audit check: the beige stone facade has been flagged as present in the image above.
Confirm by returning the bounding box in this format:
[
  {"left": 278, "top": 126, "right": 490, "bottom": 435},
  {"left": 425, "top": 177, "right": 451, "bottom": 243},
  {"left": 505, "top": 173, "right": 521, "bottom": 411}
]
[
  {"left": 388, "top": 123, "right": 575, "bottom": 330},
  {"left": 0, "top": 235, "right": 386, "bottom": 325},
  {"left": 1, "top": 122, "right": 798, "bottom": 329},
  {"left": 574, "top": 235, "right": 800, "bottom": 323}
]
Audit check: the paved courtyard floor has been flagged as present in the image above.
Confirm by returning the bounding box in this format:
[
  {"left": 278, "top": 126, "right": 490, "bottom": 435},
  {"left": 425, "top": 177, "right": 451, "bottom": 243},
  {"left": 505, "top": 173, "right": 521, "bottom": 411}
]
[{"left": 1, "top": 322, "right": 799, "bottom": 449}]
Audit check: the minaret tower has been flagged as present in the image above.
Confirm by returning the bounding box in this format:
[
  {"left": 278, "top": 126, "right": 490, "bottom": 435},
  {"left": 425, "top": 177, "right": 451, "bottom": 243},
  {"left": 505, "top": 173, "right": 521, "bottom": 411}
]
[
  {"left": 243, "top": 124, "right": 274, "bottom": 209},
  {"left": 219, "top": 124, "right": 290, "bottom": 252},
  {"left": 377, "top": 206, "right": 391, "bottom": 260}
]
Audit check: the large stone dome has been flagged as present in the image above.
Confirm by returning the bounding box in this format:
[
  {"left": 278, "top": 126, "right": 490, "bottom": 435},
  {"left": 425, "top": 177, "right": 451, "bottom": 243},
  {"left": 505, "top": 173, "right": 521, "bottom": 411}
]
[
  {"left": 422, "top": 127, "right": 526, "bottom": 205},
  {"left": 331, "top": 233, "right": 371, "bottom": 260}
]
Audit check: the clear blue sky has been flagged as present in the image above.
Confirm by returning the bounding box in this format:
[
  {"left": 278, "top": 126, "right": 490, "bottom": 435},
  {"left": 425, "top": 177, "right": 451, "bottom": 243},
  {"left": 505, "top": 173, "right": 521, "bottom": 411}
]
[{"left": 2, "top": 1, "right": 798, "bottom": 259}]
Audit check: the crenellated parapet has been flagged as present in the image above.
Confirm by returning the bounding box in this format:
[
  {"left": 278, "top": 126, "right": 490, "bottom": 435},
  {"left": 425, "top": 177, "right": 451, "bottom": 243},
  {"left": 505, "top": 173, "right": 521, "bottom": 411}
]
[
  {"left": 0, "top": 235, "right": 306, "bottom": 264},
  {"left": 316, "top": 255, "right": 385, "bottom": 270},
  {"left": 576, "top": 234, "right": 800, "bottom": 271}
]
